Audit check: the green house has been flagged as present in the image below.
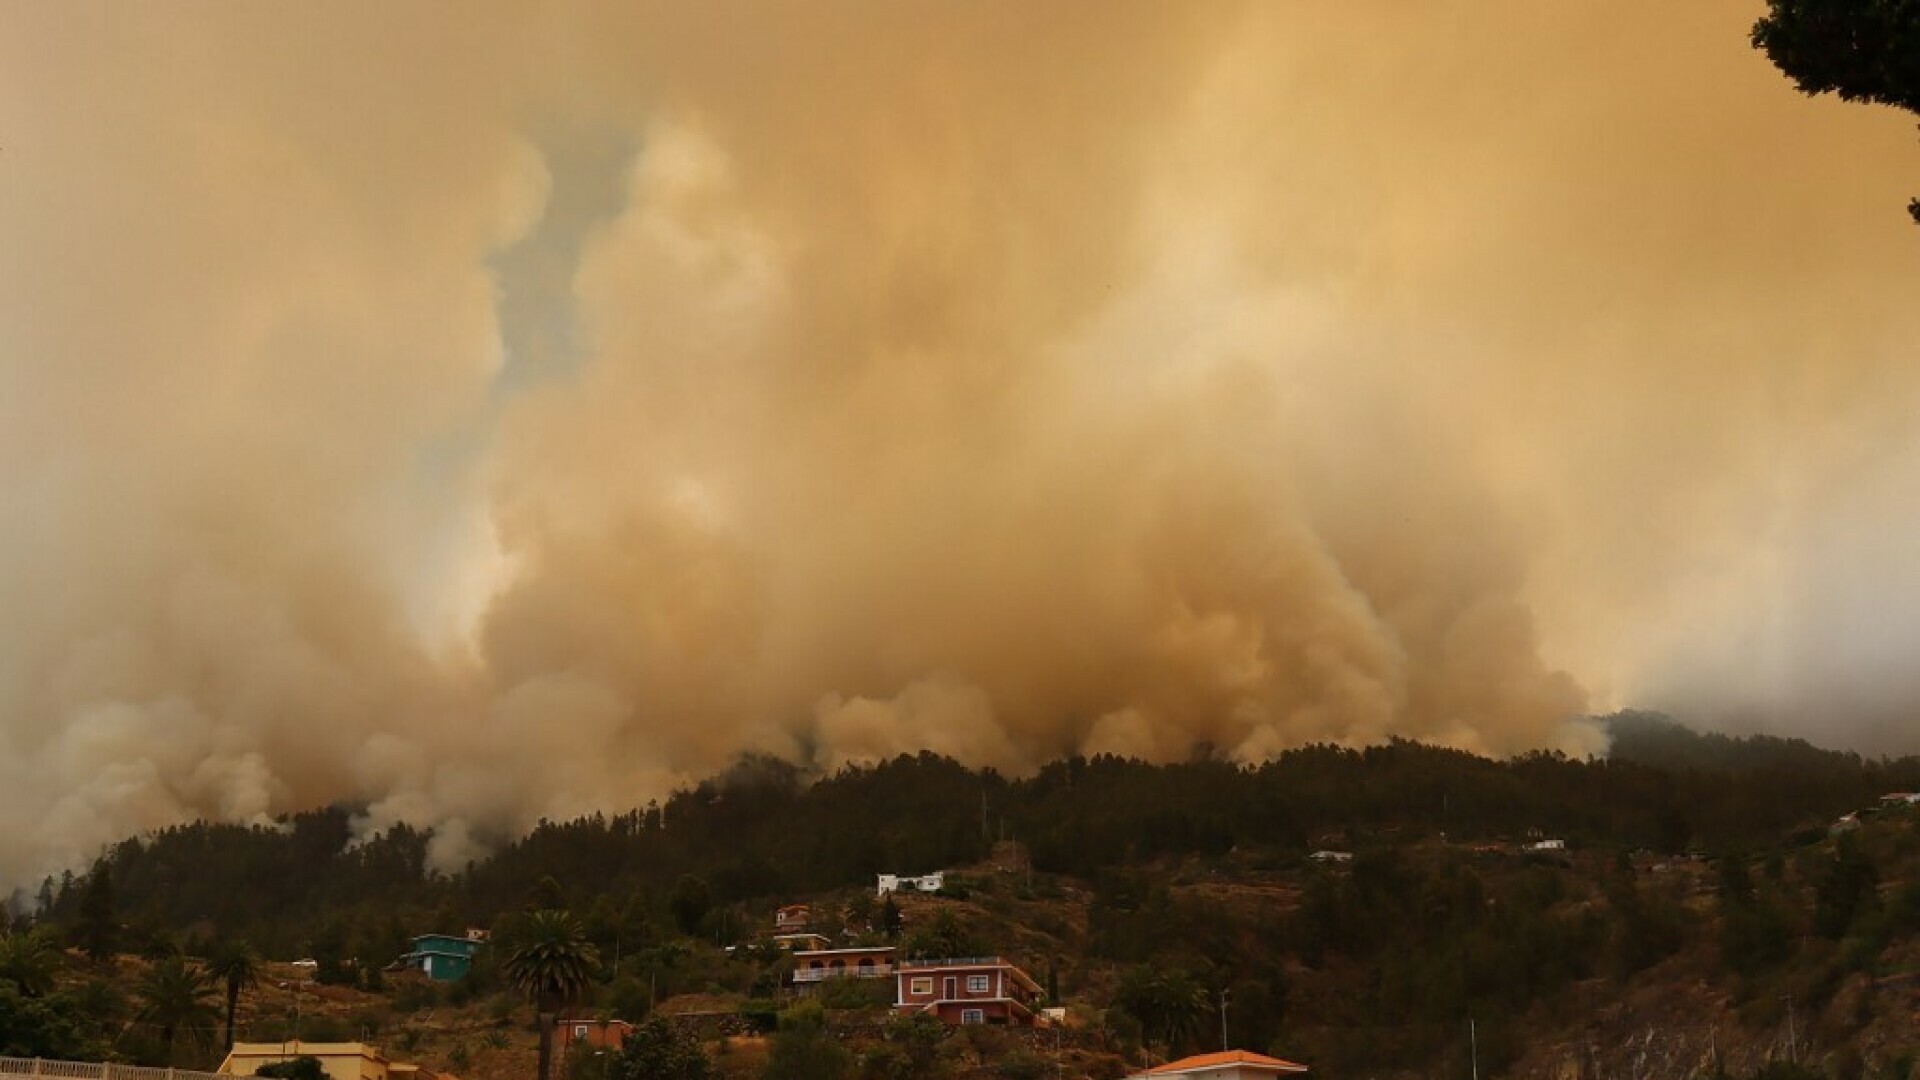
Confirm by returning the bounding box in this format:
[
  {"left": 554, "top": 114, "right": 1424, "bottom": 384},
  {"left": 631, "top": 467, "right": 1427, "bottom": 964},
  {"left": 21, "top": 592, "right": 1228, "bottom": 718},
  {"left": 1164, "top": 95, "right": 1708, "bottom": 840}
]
[{"left": 403, "top": 933, "right": 484, "bottom": 981}]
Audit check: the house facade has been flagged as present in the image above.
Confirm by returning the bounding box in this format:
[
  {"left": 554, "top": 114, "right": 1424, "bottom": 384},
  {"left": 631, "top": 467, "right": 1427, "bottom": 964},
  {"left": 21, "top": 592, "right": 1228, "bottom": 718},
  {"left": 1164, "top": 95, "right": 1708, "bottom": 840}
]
[
  {"left": 1126, "top": 1050, "right": 1310, "bottom": 1080},
  {"left": 772, "top": 931, "right": 832, "bottom": 952},
  {"left": 877, "top": 871, "right": 944, "bottom": 895},
  {"left": 775, "top": 904, "right": 811, "bottom": 931},
  {"left": 220, "top": 1041, "right": 458, "bottom": 1080},
  {"left": 792, "top": 946, "right": 896, "bottom": 986},
  {"left": 894, "top": 956, "right": 1043, "bottom": 1026},
  {"left": 401, "top": 933, "right": 484, "bottom": 981},
  {"left": 557, "top": 1018, "right": 634, "bottom": 1051}
]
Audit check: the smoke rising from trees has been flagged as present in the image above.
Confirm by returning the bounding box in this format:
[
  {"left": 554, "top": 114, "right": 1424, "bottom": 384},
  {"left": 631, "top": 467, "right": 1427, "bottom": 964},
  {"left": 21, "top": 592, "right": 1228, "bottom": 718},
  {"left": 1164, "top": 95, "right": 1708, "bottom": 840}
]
[{"left": 2, "top": 3, "right": 1917, "bottom": 887}]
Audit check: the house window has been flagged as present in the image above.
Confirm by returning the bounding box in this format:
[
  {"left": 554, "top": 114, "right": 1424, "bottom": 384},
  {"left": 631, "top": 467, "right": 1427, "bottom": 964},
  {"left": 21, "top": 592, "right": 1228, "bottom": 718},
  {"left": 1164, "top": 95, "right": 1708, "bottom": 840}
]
[
  {"left": 966, "top": 975, "right": 990, "bottom": 993},
  {"left": 573, "top": 1026, "right": 588, "bottom": 1041},
  {"left": 909, "top": 977, "right": 933, "bottom": 996},
  {"left": 961, "top": 1009, "right": 986, "bottom": 1025}
]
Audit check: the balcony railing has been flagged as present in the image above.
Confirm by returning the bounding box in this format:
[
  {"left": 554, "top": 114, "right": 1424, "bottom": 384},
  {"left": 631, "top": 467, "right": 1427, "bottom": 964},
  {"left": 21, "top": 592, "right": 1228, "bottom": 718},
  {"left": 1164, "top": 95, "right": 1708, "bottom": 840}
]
[
  {"left": 792, "top": 964, "right": 894, "bottom": 982},
  {"left": 896, "top": 956, "right": 1006, "bottom": 970},
  {"left": 1, "top": 1059, "right": 225, "bottom": 1080}
]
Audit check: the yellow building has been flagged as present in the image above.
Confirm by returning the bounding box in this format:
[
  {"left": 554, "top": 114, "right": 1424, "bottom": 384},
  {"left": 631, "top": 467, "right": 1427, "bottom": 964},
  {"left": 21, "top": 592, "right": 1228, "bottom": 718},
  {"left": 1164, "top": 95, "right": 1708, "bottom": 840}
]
[{"left": 219, "top": 1041, "right": 459, "bottom": 1080}]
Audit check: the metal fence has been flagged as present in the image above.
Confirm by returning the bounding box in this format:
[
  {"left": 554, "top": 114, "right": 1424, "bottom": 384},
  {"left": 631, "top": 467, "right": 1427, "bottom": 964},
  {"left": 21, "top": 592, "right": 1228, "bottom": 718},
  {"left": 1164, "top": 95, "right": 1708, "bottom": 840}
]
[
  {"left": 895, "top": 956, "right": 1005, "bottom": 969},
  {"left": 791, "top": 964, "right": 895, "bottom": 982},
  {"left": 0, "top": 1059, "right": 226, "bottom": 1080}
]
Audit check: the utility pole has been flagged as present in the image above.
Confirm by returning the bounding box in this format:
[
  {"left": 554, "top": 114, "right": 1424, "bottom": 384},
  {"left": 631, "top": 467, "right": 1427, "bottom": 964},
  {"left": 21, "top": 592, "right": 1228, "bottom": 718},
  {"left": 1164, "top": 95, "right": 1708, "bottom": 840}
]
[
  {"left": 1219, "top": 988, "right": 1230, "bottom": 1052},
  {"left": 291, "top": 978, "right": 306, "bottom": 1043},
  {"left": 1470, "top": 1017, "right": 1479, "bottom": 1080}
]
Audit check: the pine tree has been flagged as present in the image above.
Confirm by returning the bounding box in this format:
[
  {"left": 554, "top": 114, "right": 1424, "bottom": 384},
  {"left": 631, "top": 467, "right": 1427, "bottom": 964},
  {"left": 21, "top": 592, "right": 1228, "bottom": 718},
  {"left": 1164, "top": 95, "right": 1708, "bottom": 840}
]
[
  {"left": 880, "top": 896, "right": 902, "bottom": 941},
  {"left": 669, "top": 877, "right": 711, "bottom": 936},
  {"left": 76, "top": 863, "right": 117, "bottom": 963}
]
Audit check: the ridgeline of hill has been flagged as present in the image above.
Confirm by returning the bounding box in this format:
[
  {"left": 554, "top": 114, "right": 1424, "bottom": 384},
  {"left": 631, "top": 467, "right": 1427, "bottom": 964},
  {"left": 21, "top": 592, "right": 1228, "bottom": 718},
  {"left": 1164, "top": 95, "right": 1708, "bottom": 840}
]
[{"left": 7, "top": 713, "right": 1920, "bottom": 1080}]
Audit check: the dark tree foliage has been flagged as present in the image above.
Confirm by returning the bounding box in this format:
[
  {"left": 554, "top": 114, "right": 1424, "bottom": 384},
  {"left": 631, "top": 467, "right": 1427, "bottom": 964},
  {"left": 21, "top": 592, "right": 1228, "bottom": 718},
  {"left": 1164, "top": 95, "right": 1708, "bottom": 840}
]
[
  {"left": 15, "top": 714, "right": 1920, "bottom": 1079},
  {"left": 608, "top": 1017, "right": 711, "bottom": 1080},
  {"left": 76, "top": 862, "right": 117, "bottom": 963},
  {"left": 37, "top": 718, "right": 1920, "bottom": 971},
  {"left": 1602, "top": 864, "right": 1692, "bottom": 976},
  {"left": 668, "top": 876, "right": 712, "bottom": 936},
  {"left": 0, "top": 928, "right": 63, "bottom": 997},
  {"left": 1717, "top": 851, "right": 1755, "bottom": 905},
  {"left": 41, "top": 807, "right": 440, "bottom": 963},
  {"left": 1752, "top": 0, "right": 1920, "bottom": 221},
  {"left": 134, "top": 955, "right": 218, "bottom": 1066},
  {"left": 308, "top": 920, "right": 353, "bottom": 986},
  {"left": 1749, "top": 1063, "right": 1827, "bottom": 1080},
  {"left": 256, "top": 1057, "right": 326, "bottom": 1080},
  {"left": 0, "top": 986, "right": 108, "bottom": 1059},
  {"left": 902, "top": 909, "right": 984, "bottom": 960},
  {"left": 763, "top": 1003, "right": 852, "bottom": 1080},
  {"left": 1114, "top": 964, "right": 1209, "bottom": 1056},
  {"left": 1719, "top": 888, "right": 1796, "bottom": 978},
  {"left": 1754, "top": 0, "right": 1920, "bottom": 112},
  {"left": 863, "top": 1013, "right": 948, "bottom": 1080},
  {"left": 6, "top": 710, "right": 1908, "bottom": 1076},
  {"left": 504, "top": 909, "right": 600, "bottom": 1080},
  {"left": 202, "top": 938, "right": 260, "bottom": 1051},
  {"left": 1814, "top": 831, "right": 1880, "bottom": 937}
]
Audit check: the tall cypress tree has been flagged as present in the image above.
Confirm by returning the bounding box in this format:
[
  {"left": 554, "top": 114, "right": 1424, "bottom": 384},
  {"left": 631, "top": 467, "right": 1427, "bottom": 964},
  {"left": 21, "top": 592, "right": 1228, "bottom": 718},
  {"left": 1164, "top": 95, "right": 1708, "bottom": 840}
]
[{"left": 76, "top": 863, "right": 117, "bottom": 964}]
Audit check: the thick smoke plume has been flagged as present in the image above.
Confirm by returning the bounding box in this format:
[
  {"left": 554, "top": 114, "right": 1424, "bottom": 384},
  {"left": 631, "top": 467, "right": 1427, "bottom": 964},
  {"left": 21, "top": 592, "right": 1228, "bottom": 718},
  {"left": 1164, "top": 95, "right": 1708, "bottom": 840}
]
[{"left": 2, "top": 3, "right": 1918, "bottom": 887}]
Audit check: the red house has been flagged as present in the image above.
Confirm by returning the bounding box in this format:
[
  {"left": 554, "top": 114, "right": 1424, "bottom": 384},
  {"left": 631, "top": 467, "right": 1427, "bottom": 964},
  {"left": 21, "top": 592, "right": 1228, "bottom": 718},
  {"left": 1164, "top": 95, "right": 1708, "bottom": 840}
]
[
  {"left": 894, "top": 956, "right": 1044, "bottom": 1026},
  {"left": 556, "top": 1017, "right": 633, "bottom": 1051},
  {"left": 1127, "top": 1050, "right": 1310, "bottom": 1080}
]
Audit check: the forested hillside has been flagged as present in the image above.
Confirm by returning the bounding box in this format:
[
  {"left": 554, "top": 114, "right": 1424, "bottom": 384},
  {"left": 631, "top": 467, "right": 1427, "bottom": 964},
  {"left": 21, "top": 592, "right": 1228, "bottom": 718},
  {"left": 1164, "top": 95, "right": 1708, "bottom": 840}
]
[{"left": 7, "top": 714, "right": 1920, "bottom": 1080}]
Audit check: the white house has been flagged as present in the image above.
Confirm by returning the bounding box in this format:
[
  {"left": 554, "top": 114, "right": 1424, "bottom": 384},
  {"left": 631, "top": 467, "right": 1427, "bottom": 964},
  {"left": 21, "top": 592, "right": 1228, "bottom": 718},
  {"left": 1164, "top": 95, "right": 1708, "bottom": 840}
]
[
  {"left": 1126, "top": 1050, "right": 1310, "bottom": 1080},
  {"left": 1526, "top": 839, "right": 1566, "bottom": 852},
  {"left": 877, "top": 871, "right": 945, "bottom": 895},
  {"left": 1307, "top": 851, "right": 1352, "bottom": 864}
]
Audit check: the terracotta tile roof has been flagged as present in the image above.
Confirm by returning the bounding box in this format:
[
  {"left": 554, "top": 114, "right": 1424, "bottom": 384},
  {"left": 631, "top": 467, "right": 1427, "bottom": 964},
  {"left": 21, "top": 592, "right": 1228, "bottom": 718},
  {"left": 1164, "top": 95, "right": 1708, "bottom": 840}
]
[{"left": 1138, "top": 1050, "right": 1310, "bottom": 1075}]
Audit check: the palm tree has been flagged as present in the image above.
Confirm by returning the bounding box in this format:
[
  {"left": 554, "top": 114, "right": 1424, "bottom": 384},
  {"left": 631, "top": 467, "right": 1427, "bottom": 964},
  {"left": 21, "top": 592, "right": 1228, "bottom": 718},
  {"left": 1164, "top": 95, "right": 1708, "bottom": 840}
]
[
  {"left": 136, "top": 955, "right": 218, "bottom": 1066},
  {"left": 0, "top": 927, "right": 63, "bottom": 997},
  {"left": 503, "top": 909, "right": 600, "bottom": 1080},
  {"left": 204, "top": 939, "right": 261, "bottom": 1051},
  {"left": 1116, "top": 964, "right": 1209, "bottom": 1057}
]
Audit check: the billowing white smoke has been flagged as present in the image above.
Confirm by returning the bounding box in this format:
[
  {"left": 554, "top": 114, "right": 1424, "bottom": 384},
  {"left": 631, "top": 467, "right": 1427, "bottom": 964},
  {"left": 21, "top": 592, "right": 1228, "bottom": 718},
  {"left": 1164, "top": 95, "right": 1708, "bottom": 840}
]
[{"left": 2, "top": 3, "right": 1917, "bottom": 890}]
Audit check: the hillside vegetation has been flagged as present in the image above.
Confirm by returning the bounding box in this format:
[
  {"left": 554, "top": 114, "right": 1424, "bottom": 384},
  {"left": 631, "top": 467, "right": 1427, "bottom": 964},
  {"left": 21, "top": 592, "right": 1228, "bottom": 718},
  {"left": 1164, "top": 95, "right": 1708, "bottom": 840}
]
[{"left": 6, "top": 713, "right": 1920, "bottom": 1080}]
